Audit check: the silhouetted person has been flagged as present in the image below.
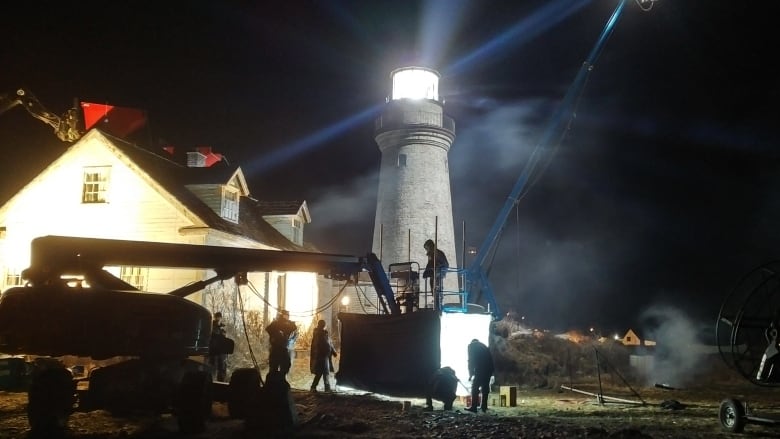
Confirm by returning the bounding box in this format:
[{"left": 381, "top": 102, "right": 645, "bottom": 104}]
[
  {"left": 422, "top": 239, "right": 449, "bottom": 309},
  {"left": 309, "top": 320, "right": 337, "bottom": 392},
  {"left": 425, "top": 366, "right": 458, "bottom": 410},
  {"left": 266, "top": 310, "right": 298, "bottom": 376},
  {"left": 466, "top": 338, "right": 494, "bottom": 413},
  {"left": 208, "top": 312, "right": 228, "bottom": 381}
]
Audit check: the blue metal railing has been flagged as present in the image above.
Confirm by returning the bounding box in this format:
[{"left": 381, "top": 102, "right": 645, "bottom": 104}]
[{"left": 374, "top": 108, "right": 455, "bottom": 134}]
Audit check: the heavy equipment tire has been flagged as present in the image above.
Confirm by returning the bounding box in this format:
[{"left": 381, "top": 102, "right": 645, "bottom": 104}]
[
  {"left": 719, "top": 398, "right": 746, "bottom": 433},
  {"left": 175, "top": 370, "right": 212, "bottom": 434},
  {"left": 228, "top": 367, "right": 261, "bottom": 419},
  {"left": 27, "top": 367, "right": 75, "bottom": 435}
]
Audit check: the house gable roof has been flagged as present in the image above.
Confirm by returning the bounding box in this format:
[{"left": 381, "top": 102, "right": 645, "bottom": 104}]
[
  {"left": 86, "top": 130, "right": 303, "bottom": 250},
  {"left": 182, "top": 166, "right": 250, "bottom": 197},
  {"left": 623, "top": 329, "right": 640, "bottom": 339},
  {"left": 255, "top": 200, "right": 311, "bottom": 223}
]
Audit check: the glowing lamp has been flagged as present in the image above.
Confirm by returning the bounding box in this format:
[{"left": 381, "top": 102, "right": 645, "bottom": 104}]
[
  {"left": 391, "top": 67, "right": 439, "bottom": 101},
  {"left": 340, "top": 296, "right": 350, "bottom": 306}
]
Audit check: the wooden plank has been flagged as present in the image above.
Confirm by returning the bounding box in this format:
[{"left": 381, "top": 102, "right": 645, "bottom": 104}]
[{"left": 560, "top": 385, "right": 645, "bottom": 405}]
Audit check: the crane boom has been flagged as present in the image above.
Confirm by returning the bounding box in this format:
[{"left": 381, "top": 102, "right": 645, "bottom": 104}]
[
  {"left": 23, "top": 235, "right": 399, "bottom": 313},
  {"left": 465, "top": 0, "right": 630, "bottom": 319},
  {"left": 0, "top": 88, "right": 82, "bottom": 142},
  {"left": 0, "top": 235, "right": 400, "bottom": 359}
]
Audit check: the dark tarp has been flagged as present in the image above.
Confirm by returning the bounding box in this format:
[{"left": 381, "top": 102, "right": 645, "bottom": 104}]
[{"left": 335, "top": 310, "right": 440, "bottom": 397}]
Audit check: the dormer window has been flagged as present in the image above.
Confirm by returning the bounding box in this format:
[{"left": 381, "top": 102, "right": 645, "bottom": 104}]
[
  {"left": 292, "top": 217, "right": 302, "bottom": 244},
  {"left": 222, "top": 188, "right": 239, "bottom": 222}
]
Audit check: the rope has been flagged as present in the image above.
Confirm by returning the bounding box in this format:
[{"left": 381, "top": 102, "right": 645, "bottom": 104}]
[{"left": 236, "top": 282, "right": 263, "bottom": 385}]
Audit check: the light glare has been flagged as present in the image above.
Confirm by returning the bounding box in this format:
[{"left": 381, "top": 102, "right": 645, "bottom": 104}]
[
  {"left": 392, "top": 68, "right": 439, "bottom": 101},
  {"left": 440, "top": 312, "right": 492, "bottom": 396}
]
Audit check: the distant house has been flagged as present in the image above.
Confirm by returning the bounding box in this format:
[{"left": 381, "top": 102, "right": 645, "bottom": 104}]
[
  {"left": 621, "top": 329, "right": 656, "bottom": 347},
  {"left": 621, "top": 329, "right": 641, "bottom": 346},
  {"left": 0, "top": 129, "right": 331, "bottom": 331}
]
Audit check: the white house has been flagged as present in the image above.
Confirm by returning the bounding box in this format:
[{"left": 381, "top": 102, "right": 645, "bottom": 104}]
[
  {"left": 621, "top": 328, "right": 656, "bottom": 347},
  {"left": 0, "top": 129, "right": 333, "bottom": 336}
]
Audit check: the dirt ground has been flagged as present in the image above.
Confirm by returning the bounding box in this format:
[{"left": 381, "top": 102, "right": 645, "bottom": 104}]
[
  {"left": 2, "top": 332, "right": 780, "bottom": 438},
  {"left": 2, "top": 367, "right": 780, "bottom": 438}
]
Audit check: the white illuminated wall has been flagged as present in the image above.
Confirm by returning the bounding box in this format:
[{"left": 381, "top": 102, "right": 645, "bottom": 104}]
[
  {"left": 439, "top": 312, "right": 492, "bottom": 396},
  {"left": 285, "top": 271, "right": 318, "bottom": 333},
  {"left": 0, "top": 130, "right": 325, "bottom": 324}
]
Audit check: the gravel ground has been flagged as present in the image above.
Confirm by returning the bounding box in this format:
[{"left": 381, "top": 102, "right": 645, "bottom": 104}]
[{"left": 2, "top": 371, "right": 780, "bottom": 438}]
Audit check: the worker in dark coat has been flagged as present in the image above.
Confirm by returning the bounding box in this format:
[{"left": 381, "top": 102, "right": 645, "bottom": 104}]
[
  {"left": 208, "top": 312, "right": 229, "bottom": 381},
  {"left": 422, "top": 239, "right": 449, "bottom": 309},
  {"left": 266, "top": 310, "right": 298, "bottom": 376},
  {"left": 309, "top": 319, "right": 337, "bottom": 392},
  {"left": 466, "top": 338, "right": 494, "bottom": 413},
  {"left": 425, "top": 366, "right": 458, "bottom": 410}
]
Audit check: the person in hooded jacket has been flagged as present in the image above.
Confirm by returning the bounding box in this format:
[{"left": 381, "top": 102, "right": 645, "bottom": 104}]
[
  {"left": 309, "top": 319, "right": 337, "bottom": 392},
  {"left": 266, "top": 310, "right": 298, "bottom": 376}
]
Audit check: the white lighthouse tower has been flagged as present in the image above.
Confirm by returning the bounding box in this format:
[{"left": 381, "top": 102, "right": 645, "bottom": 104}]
[{"left": 372, "top": 66, "right": 458, "bottom": 302}]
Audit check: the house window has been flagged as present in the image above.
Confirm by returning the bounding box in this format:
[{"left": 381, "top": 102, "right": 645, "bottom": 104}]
[
  {"left": 398, "top": 154, "right": 407, "bottom": 167},
  {"left": 292, "top": 217, "right": 302, "bottom": 244},
  {"left": 120, "top": 266, "right": 148, "bottom": 290},
  {"left": 221, "top": 188, "right": 239, "bottom": 222},
  {"left": 82, "top": 166, "right": 111, "bottom": 203},
  {"left": 4, "top": 268, "right": 23, "bottom": 289}
]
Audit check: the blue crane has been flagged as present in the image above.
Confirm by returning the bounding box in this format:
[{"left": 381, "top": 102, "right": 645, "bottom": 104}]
[{"left": 463, "top": 0, "right": 647, "bottom": 319}]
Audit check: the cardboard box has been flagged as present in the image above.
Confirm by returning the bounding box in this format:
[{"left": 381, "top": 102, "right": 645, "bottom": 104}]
[{"left": 499, "top": 385, "right": 517, "bottom": 407}]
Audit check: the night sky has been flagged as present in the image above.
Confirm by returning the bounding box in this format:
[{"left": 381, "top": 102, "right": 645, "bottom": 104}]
[{"left": 2, "top": 1, "right": 779, "bottom": 337}]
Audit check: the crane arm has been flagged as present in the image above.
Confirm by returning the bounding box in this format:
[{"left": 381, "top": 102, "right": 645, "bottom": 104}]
[
  {"left": 0, "top": 91, "right": 24, "bottom": 115},
  {"left": 465, "top": 0, "right": 630, "bottom": 319},
  {"left": 0, "top": 89, "right": 82, "bottom": 142},
  {"left": 22, "top": 235, "right": 402, "bottom": 314}
]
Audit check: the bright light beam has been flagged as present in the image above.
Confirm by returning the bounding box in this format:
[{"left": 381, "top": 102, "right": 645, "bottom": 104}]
[
  {"left": 419, "top": 0, "right": 470, "bottom": 68},
  {"left": 465, "top": 0, "right": 628, "bottom": 319},
  {"left": 445, "top": 0, "right": 593, "bottom": 76},
  {"left": 243, "top": 104, "right": 382, "bottom": 177}
]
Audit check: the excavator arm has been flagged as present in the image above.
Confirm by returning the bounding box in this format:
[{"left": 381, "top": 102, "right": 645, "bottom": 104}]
[
  {"left": 21, "top": 235, "right": 399, "bottom": 313},
  {"left": 0, "top": 235, "right": 399, "bottom": 359},
  {"left": 0, "top": 89, "right": 82, "bottom": 142}
]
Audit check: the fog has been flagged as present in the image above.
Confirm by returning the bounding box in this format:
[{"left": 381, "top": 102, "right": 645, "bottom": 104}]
[
  {"left": 638, "top": 304, "right": 711, "bottom": 388},
  {"left": 306, "top": 97, "right": 643, "bottom": 331}
]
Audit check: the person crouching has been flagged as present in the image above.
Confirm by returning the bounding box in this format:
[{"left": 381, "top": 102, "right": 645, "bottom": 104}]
[{"left": 425, "top": 366, "right": 458, "bottom": 410}]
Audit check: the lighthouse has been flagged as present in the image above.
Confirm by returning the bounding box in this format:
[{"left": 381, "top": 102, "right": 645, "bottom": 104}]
[{"left": 372, "top": 66, "right": 458, "bottom": 303}]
